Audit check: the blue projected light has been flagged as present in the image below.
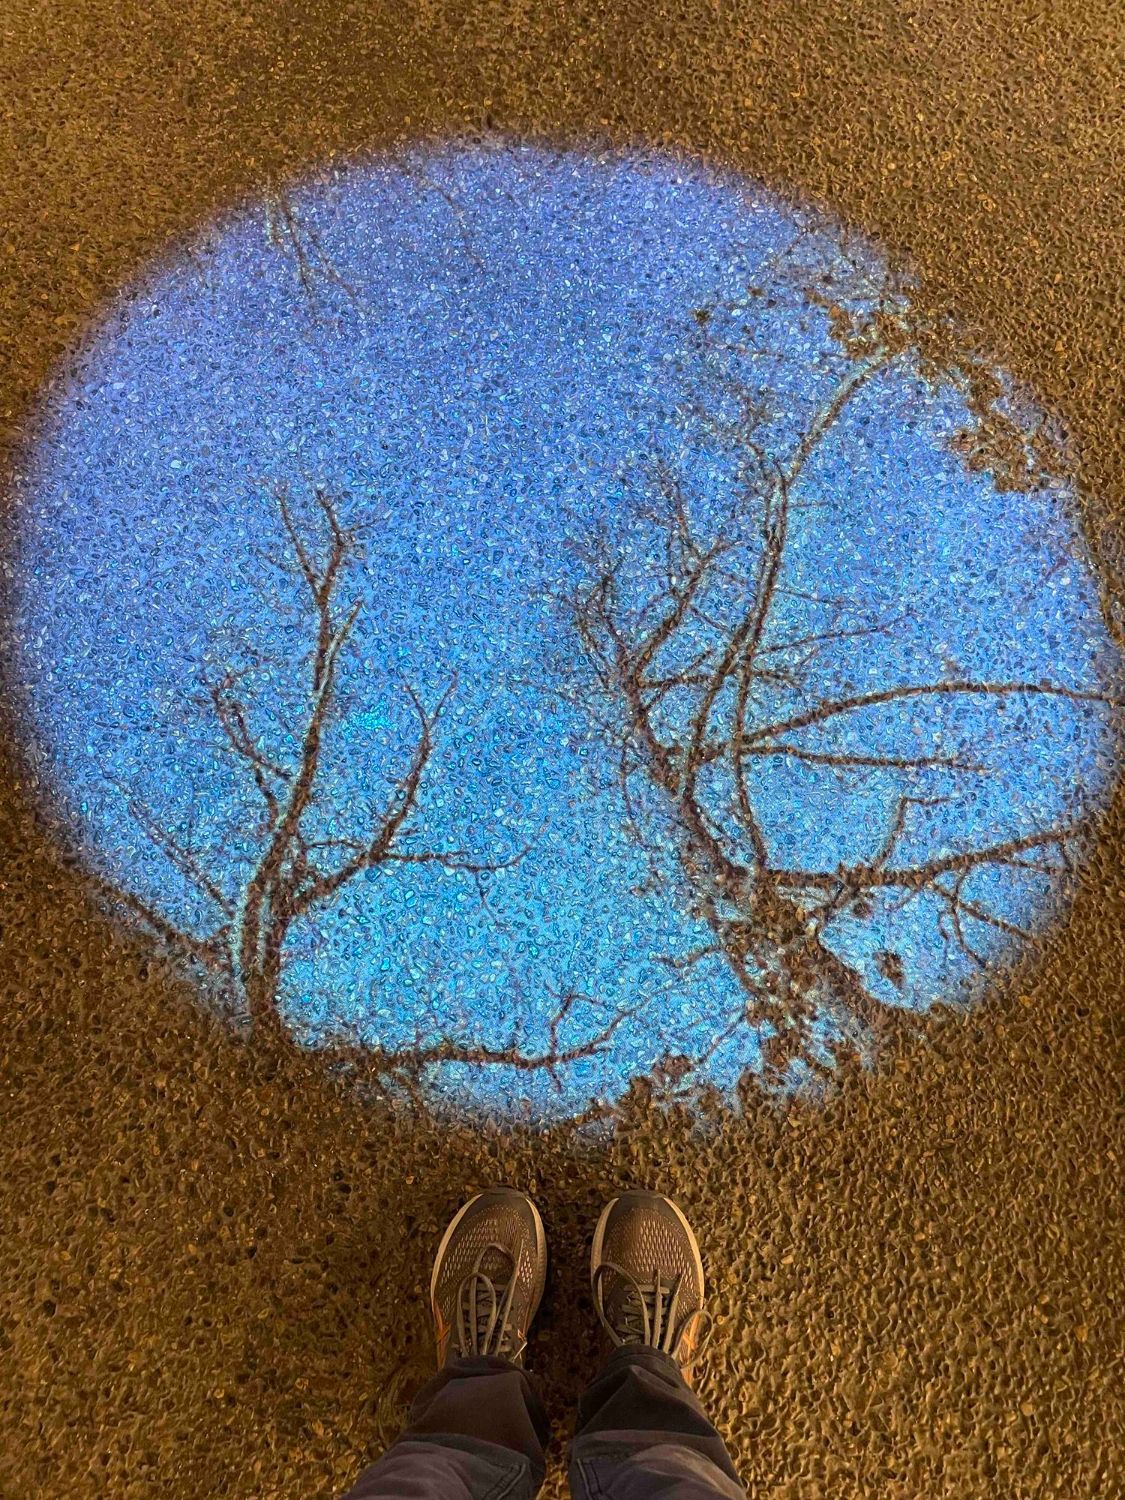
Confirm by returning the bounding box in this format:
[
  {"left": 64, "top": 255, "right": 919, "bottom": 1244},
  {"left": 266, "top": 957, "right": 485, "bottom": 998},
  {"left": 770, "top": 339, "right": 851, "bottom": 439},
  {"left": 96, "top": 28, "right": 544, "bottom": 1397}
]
[{"left": 6, "top": 142, "right": 1120, "bottom": 1117}]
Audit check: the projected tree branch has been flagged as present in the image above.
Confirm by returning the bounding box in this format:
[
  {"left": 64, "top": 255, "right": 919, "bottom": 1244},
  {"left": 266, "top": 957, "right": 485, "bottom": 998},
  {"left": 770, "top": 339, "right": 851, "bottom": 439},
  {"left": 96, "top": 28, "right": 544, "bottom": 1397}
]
[
  {"left": 18, "top": 147, "right": 1119, "bottom": 1114},
  {"left": 559, "top": 257, "right": 1117, "bottom": 1085},
  {"left": 111, "top": 485, "right": 631, "bottom": 1080}
]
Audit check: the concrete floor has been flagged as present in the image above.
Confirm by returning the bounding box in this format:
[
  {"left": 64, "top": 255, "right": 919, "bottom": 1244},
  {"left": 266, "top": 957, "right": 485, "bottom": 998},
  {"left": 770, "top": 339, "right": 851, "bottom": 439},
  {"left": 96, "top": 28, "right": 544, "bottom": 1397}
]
[{"left": 1, "top": 2, "right": 1122, "bottom": 1494}]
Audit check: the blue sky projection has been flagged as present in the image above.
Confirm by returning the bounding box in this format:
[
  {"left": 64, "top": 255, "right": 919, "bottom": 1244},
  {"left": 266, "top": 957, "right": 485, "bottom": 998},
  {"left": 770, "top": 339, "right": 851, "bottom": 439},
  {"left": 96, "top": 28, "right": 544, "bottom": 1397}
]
[{"left": 7, "top": 142, "right": 1120, "bottom": 1117}]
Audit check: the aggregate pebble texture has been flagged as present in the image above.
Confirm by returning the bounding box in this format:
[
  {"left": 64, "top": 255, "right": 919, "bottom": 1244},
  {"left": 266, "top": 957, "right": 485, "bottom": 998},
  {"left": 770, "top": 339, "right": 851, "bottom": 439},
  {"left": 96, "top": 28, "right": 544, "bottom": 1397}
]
[{"left": 1, "top": 2, "right": 1122, "bottom": 1496}]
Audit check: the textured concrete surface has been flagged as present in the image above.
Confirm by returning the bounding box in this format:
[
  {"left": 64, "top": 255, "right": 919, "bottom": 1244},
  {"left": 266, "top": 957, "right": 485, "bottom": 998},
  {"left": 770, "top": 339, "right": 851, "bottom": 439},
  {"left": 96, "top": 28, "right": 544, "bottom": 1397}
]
[{"left": 1, "top": 2, "right": 1122, "bottom": 1495}]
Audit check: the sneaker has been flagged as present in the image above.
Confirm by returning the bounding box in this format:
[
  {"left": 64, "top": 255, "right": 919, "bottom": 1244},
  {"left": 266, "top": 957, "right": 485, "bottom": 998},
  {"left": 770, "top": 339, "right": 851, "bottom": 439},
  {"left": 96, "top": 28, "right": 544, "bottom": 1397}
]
[
  {"left": 590, "top": 1191, "right": 707, "bottom": 1376},
  {"left": 430, "top": 1187, "right": 547, "bottom": 1368}
]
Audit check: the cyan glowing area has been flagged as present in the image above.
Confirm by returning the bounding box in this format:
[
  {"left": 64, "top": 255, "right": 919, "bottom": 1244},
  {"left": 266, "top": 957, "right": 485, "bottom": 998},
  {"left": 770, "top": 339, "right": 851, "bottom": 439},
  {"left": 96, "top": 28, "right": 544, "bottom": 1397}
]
[{"left": 8, "top": 143, "right": 1119, "bottom": 1116}]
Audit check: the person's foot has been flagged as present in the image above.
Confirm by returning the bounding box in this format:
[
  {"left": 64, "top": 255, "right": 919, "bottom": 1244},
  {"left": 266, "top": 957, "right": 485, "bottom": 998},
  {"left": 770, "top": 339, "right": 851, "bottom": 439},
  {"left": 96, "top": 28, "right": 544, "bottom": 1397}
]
[
  {"left": 430, "top": 1187, "right": 547, "bottom": 1368},
  {"left": 590, "top": 1191, "right": 707, "bottom": 1379}
]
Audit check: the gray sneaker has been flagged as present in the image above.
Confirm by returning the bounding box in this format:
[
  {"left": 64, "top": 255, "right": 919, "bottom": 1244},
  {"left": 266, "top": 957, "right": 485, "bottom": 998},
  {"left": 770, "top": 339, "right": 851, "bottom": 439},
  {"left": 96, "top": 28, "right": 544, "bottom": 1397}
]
[
  {"left": 590, "top": 1191, "right": 707, "bottom": 1377},
  {"left": 430, "top": 1187, "right": 547, "bottom": 1368}
]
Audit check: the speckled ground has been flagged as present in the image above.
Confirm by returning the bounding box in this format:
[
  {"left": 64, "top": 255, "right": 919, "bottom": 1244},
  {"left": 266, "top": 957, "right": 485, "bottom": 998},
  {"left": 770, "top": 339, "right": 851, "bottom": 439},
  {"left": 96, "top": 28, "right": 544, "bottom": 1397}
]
[{"left": 1, "top": 3, "right": 1122, "bottom": 1496}]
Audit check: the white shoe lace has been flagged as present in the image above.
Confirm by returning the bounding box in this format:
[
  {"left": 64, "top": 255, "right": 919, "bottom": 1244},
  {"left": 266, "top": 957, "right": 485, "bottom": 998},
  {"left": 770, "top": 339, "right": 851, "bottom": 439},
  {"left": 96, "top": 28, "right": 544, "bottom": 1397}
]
[
  {"left": 592, "top": 1260, "right": 705, "bottom": 1359},
  {"left": 454, "top": 1244, "right": 525, "bottom": 1361}
]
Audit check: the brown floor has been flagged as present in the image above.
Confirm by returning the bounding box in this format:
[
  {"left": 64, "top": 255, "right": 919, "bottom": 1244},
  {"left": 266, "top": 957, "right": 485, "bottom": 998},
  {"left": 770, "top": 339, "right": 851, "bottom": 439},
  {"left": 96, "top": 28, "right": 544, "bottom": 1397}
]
[{"left": 1, "top": 3, "right": 1122, "bottom": 1495}]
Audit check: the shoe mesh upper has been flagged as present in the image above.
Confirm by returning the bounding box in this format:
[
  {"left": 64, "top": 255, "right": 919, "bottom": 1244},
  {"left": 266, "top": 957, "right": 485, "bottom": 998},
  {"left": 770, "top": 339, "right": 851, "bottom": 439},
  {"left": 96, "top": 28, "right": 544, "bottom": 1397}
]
[
  {"left": 593, "top": 1193, "right": 705, "bottom": 1361},
  {"left": 432, "top": 1190, "right": 545, "bottom": 1363}
]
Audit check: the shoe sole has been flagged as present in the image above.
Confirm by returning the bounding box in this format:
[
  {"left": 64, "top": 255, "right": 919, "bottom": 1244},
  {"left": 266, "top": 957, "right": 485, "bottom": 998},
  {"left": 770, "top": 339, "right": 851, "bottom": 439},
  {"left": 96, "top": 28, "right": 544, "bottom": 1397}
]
[
  {"left": 589, "top": 1190, "right": 705, "bottom": 1298},
  {"left": 430, "top": 1188, "right": 548, "bottom": 1314}
]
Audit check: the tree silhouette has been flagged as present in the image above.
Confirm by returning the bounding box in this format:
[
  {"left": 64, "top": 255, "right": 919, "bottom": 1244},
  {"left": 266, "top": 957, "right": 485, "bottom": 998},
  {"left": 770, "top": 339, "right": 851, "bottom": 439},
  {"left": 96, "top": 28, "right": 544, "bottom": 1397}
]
[
  {"left": 264, "top": 180, "right": 360, "bottom": 319},
  {"left": 558, "top": 248, "right": 1120, "bottom": 1087},
  {"left": 107, "top": 483, "right": 633, "bottom": 1084}
]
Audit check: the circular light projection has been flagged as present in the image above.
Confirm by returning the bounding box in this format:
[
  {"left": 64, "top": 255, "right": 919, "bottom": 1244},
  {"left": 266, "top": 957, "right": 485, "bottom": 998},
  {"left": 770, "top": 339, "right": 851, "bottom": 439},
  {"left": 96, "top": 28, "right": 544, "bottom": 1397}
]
[{"left": 6, "top": 142, "right": 1119, "bottom": 1117}]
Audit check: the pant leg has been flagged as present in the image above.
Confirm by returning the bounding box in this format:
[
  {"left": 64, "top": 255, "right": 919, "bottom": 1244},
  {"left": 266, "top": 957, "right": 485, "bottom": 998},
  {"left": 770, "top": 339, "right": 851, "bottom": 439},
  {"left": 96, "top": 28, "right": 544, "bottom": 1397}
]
[
  {"left": 568, "top": 1345, "right": 747, "bottom": 1500},
  {"left": 342, "top": 1355, "right": 550, "bottom": 1499}
]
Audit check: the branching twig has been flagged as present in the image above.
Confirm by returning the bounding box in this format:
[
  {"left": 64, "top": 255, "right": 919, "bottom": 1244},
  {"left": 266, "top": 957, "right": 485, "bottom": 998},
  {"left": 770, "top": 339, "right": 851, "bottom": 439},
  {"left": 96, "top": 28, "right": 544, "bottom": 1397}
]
[
  {"left": 558, "top": 258, "right": 1112, "bottom": 1084},
  {"left": 110, "top": 484, "right": 629, "bottom": 1085}
]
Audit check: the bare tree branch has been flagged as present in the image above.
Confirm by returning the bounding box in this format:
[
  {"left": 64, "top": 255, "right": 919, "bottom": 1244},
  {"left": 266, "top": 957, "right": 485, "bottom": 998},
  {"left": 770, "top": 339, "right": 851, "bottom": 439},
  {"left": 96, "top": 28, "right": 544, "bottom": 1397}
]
[
  {"left": 111, "top": 483, "right": 628, "bottom": 1085},
  {"left": 320, "top": 982, "right": 642, "bottom": 1086},
  {"left": 107, "top": 775, "right": 234, "bottom": 919},
  {"left": 207, "top": 668, "right": 290, "bottom": 826},
  {"left": 92, "top": 867, "right": 233, "bottom": 978},
  {"left": 743, "top": 679, "right": 1120, "bottom": 748},
  {"left": 286, "top": 675, "right": 450, "bottom": 917},
  {"left": 746, "top": 743, "right": 988, "bottom": 773},
  {"left": 772, "top": 823, "right": 1081, "bottom": 895},
  {"left": 264, "top": 182, "right": 360, "bottom": 315},
  {"left": 558, "top": 255, "right": 1111, "bottom": 1085}
]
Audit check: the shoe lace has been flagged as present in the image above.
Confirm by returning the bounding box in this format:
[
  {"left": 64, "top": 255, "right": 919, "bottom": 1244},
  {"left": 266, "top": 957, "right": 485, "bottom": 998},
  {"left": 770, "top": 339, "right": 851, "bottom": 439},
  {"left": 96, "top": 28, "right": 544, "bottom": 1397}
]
[
  {"left": 453, "top": 1244, "right": 525, "bottom": 1362},
  {"left": 592, "top": 1260, "right": 706, "bottom": 1359}
]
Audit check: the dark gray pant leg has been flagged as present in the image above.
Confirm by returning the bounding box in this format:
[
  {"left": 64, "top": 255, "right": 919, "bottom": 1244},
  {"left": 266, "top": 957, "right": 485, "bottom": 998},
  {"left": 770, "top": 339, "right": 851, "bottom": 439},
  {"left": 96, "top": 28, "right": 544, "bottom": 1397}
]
[
  {"left": 568, "top": 1346, "right": 747, "bottom": 1499},
  {"left": 342, "top": 1355, "right": 549, "bottom": 1499}
]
